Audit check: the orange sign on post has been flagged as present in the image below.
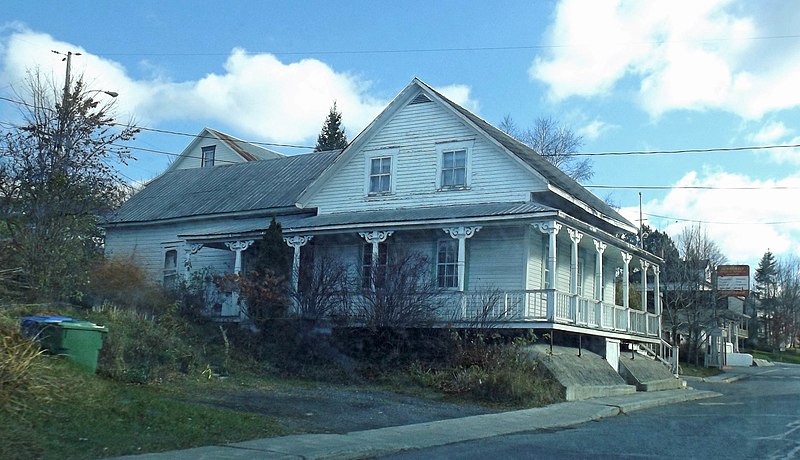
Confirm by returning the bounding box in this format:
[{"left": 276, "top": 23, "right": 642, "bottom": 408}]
[{"left": 716, "top": 265, "right": 750, "bottom": 297}]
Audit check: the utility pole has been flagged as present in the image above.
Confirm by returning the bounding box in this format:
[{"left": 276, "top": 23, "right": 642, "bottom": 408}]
[{"left": 52, "top": 50, "right": 81, "bottom": 155}]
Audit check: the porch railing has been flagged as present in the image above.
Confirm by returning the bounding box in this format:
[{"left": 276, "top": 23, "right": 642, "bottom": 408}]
[{"left": 457, "top": 289, "right": 660, "bottom": 338}]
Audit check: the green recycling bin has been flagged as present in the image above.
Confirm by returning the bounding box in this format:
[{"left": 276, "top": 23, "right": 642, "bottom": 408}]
[{"left": 21, "top": 316, "right": 108, "bottom": 373}]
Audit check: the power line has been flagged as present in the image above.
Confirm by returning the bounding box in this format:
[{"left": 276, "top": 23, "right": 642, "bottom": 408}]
[
  {"left": 575, "top": 143, "right": 800, "bottom": 157},
  {"left": 643, "top": 212, "right": 800, "bottom": 226},
  {"left": 586, "top": 185, "right": 800, "bottom": 191},
  {"left": 0, "top": 95, "right": 315, "bottom": 149},
  {"left": 87, "top": 34, "right": 800, "bottom": 57}
]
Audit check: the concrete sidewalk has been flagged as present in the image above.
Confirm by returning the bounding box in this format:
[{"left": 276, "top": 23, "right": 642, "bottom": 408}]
[{"left": 119, "top": 388, "right": 720, "bottom": 460}]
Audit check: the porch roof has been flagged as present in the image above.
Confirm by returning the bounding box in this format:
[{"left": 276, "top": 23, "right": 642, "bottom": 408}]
[
  {"left": 177, "top": 213, "right": 312, "bottom": 241},
  {"left": 282, "top": 201, "right": 556, "bottom": 232}
]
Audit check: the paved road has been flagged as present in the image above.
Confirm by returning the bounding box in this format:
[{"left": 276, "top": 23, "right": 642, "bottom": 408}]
[{"left": 385, "top": 364, "right": 800, "bottom": 460}]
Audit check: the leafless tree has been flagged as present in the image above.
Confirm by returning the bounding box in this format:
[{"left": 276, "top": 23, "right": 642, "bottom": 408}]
[
  {"left": 355, "top": 252, "right": 450, "bottom": 329},
  {"left": 292, "top": 251, "right": 352, "bottom": 322},
  {"left": 499, "top": 115, "right": 593, "bottom": 183}
]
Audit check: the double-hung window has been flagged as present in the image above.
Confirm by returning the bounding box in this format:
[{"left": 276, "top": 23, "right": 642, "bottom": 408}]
[
  {"left": 369, "top": 157, "right": 392, "bottom": 194},
  {"left": 365, "top": 149, "right": 397, "bottom": 196},
  {"left": 436, "top": 240, "right": 458, "bottom": 289},
  {"left": 163, "top": 249, "right": 178, "bottom": 287},
  {"left": 441, "top": 149, "right": 467, "bottom": 188},
  {"left": 436, "top": 140, "right": 473, "bottom": 190},
  {"left": 201, "top": 145, "right": 216, "bottom": 167}
]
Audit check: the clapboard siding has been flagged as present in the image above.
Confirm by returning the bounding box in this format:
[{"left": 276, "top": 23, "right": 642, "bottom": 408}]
[
  {"left": 307, "top": 101, "right": 546, "bottom": 214},
  {"left": 467, "top": 227, "right": 526, "bottom": 291},
  {"left": 104, "top": 217, "right": 268, "bottom": 282},
  {"left": 169, "top": 141, "right": 245, "bottom": 170}
]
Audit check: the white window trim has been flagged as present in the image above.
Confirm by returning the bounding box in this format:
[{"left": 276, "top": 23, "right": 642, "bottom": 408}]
[
  {"left": 201, "top": 145, "right": 216, "bottom": 167},
  {"left": 436, "top": 239, "right": 459, "bottom": 290},
  {"left": 435, "top": 140, "right": 474, "bottom": 190},
  {"left": 163, "top": 247, "right": 179, "bottom": 287},
  {"left": 363, "top": 149, "right": 398, "bottom": 197}
]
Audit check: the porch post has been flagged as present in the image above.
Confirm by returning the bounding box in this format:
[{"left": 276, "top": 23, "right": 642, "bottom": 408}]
[
  {"left": 653, "top": 264, "right": 662, "bottom": 340},
  {"left": 568, "top": 228, "right": 583, "bottom": 322},
  {"left": 443, "top": 226, "right": 481, "bottom": 292},
  {"left": 620, "top": 251, "right": 631, "bottom": 309},
  {"left": 593, "top": 239, "right": 606, "bottom": 302},
  {"left": 640, "top": 259, "right": 650, "bottom": 314},
  {"left": 225, "top": 240, "right": 254, "bottom": 320},
  {"left": 184, "top": 243, "right": 203, "bottom": 278},
  {"left": 284, "top": 235, "right": 314, "bottom": 293},
  {"left": 594, "top": 239, "right": 616, "bottom": 328},
  {"left": 225, "top": 240, "right": 255, "bottom": 275},
  {"left": 359, "top": 230, "right": 394, "bottom": 289},
  {"left": 535, "top": 221, "right": 561, "bottom": 322}
]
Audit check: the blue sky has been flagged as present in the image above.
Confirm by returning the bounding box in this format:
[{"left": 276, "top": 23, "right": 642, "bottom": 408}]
[{"left": 2, "top": 0, "right": 799, "bottom": 269}]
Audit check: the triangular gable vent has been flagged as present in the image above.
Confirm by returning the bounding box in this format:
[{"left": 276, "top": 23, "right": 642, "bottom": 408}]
[{"left": 408, "top": 93, "right": 432, "bottom": 105}]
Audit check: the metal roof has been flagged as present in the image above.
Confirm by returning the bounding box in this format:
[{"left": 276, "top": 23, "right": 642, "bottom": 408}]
[
  {"left": 177, "top": 214, "right": 312, "bottom": 240},
  {"left": 106, "top": 150, "right": 340, "bottom": 224},
  {"left": 283, "top": 201, "right": 555, "bottom": 231}
]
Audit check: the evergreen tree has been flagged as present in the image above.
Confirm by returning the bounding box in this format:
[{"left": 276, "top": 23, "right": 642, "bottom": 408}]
[
  {"left": 314, "top": 102, "right": 348, "bottom": 152},
  {"left": 755, "top": 250, "right": 778, "bottom": 301},
  {"left": 250, "top": 218, "right": 292, "bottom": 278}
]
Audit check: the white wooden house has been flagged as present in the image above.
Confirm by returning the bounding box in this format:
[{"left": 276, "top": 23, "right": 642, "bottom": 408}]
[
  {"left": 165, "top": 127, "right": 284, "bottom": 171},
  {"left": 104, "top": 78, "right": 664, "bottom": 359}
]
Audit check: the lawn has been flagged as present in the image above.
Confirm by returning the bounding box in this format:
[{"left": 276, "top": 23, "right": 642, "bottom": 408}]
[
  {"left": 750, "top": 349, "right": 800, "bottom": 365},
  {"left": 2, "top": 358, "right": 288, "bottom": 460}
]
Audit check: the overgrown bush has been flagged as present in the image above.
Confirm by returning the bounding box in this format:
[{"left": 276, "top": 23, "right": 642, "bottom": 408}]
[
  {"left": 408, "top": 331, "right": 561, "bottom": 406},
  {"left": 86, "top": 257, "right": 170, "bottom": 315},
  {"left": 90, "top": 304, "right": 200, "bottom": 383}
]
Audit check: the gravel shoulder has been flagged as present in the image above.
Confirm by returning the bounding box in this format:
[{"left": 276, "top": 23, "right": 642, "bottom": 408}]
[{"left": 184, "top": 384, "right": 498, "bottom": 434}]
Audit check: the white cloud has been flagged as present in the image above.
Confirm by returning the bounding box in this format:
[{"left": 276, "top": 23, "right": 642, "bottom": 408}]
[
  {"left": 751, "top": 120, "right": 791, "bottom": 144},
  {"left": 436, "top": 84, "right": 479, "bottom": 113},
  {"left": 577, "top": 119, "right": 615, "bottom": 141},
  {"left": 0, "top": 29, "right": 388, "bottom": 143},
  {"left": 531, "top": 0, "right": 800, "bottom": 119},
  {"left": 620, "top": 169, "right": 800, "bottom": 265}
]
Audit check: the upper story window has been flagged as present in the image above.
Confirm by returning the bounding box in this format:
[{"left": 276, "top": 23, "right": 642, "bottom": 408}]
[
  {"left": 364, "top": 149, "right": 398, "bottom": 196},
  {"left": 370, "top": 157, "right": 392, "bottom": 194},
  {"left": 201, "top": 145, "right": 216, "bottom": 167},
  {"left": 436, "top": 140, "right": 473, "bottom": 190}
]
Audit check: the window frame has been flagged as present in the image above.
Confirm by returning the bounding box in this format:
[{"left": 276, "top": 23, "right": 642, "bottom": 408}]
[
  {"left": 201, "top": 145, "right": 216, "bottom": 167},
  {"left": 436, "top": 140, "right": 473, "bottom": 190},
  {"left": 163, "top": 248, "right": 178, "bottom": 287},
  {"left": 363, "top": 149, "right": 398, "bottom": 197},
  {"left": 436, "top": 239, "right": 459, "bottom": 289}
]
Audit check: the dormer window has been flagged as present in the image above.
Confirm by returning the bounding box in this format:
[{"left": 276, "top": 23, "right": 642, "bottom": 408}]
[
  {"left": 201, "top": 145, "right": 216, "bottom": 167},
  {"left": 436, "top": 140, "right": 473, "bottom": 190},
  {"left": 364, "top": 149, "right": 398, "bottom": 197}
]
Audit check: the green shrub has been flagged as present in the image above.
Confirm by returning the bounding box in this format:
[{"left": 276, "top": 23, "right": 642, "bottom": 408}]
[
  {"left": 86, "top": 257, "right": 170, "bottom": 316},
  {"left": 91, "top": 304, "right": 199, "bottom": 383}
]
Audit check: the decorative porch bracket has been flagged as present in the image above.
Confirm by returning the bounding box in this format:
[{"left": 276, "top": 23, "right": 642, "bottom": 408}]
[
  {"left": 183, "top": 243, "right": 204, "bottom": 274},
  {"left": 443, "top": 226, "right": 481, "bottom": 293},
  {"left": 534, "top": 221, "right": 561, "bottom": 322},
  {"left": 284, "top": 235, "right": 314, "bottom": 293},
  {"left": 225, "top": 240, "right": 255, "bottom": 275}
]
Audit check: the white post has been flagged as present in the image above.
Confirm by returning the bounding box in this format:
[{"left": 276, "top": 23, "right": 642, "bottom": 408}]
[
  {"left": 640, "top": 259, "right": 650, "bottom": 311},
  {"left": 225, "top": 240, "right": 254, "bottom": 275},
  {"left": 593, "top": 239, "right": 606, "bottom": 327},
  {"left": 359, "top": 230, "right": 394, "bottom": 290},
  {"left": 620, "top": 251, "right": 632, "bottom": 309},
  {"left": 568, "top": 228, "right": 583, "bottom": 322},
  {"left": 183, "top": 243, "right": 204, "bottom": 278},
  {"left": 535, "top": 221, "right": 561, "bottom": 322},
  {"left": 443, "top": 226, "right": 482, "bottom": 293},
  {"left": 225, "top": 240, "right": 254, "bottom": 319},
  {"left": 283, "top": 235, "right": 314, "bottom": 293},
  {"left": 653, "top": 264, "right": 661, "bottom": 340}
]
